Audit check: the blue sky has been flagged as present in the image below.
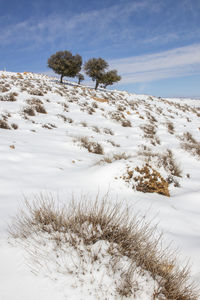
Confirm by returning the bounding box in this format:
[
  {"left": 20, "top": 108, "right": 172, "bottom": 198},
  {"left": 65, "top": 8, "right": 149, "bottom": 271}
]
[{"left": 1, "top": 0, "right": 200, "bottom": 97}]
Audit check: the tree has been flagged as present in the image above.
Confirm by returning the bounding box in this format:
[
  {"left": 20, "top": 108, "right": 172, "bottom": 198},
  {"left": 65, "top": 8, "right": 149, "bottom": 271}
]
[
  {"left": 84, "top": 58, "right": 108, "bottom": 90},
  {"left": 76, "top": 73, "right": 84, "bottom": 85},
  {"left": 100, "top": 69, "right": 121, "bottom": 88},
  {"left": 47, "top": 51, "right": 82, "bottom": 83}
]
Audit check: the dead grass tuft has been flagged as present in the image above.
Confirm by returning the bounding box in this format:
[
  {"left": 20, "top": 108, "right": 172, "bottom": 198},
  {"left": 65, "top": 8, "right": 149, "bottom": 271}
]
[
  {"left": 35, "top": 104, "right": 47, "bottom": 114},
  {"left": 79, "top": 137, "right": 104, "bottom": 155},
  {"left": 0, "top": 92, "right": 18, "bottom": 102},
  {"left": 92, "top": 96, "right": 108, "bottom": 103},
  {"left": 9, "top": 195, "right": 199, "bottom": 300},
  {"left": 166, "top": 121, "right": 175, "bottom": 134},
  {"left": 159, "top": 149, "right": 182, "bottom": 177},
  {"left": 96, "top": 152, "right": 131, "bottom": 165},
  {"left": 23, "top": 106, "right": 36, "bottom": 116},
  {"left": 0, "top": 119, "right": 10, "bottom": 129},
  {"left": 180, "top": 132, "right": 200, "bottom": 159}
]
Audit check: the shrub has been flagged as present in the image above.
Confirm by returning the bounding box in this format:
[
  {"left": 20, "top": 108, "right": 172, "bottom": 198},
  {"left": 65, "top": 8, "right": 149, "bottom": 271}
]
[
  {"left": 11, "top": 123, "right": 18, "bottom": 130},
  {"left": 180, "top": 132, "right": 200, "bottom": 159},
  {"left": 80, "top": 137, "right": 104, "bottom": 154},
  {"left": 122, "top": 164, "right": 170, "bottom": 197},
  {"left": 96, "top": 152, "right": 131, "bottom": 165},
  {"left": 0, "top": 119, "right": 10, "bottom": 129},
  {"left": 159, "top": 150, "right": 182, "bottom": 177},
  {"left": 23, "top": 106, "right": 35, "bottom": 116},
  {"left": 166, "top": 121, "right": 174, "bottom": 134},
  {"left": 0, "top": 92, "right": 17, "bottom": 102},
  {"left": 35, "top": 104, "right": 47, "bottom": 114},
  {"left": 121, "top": 118, "right": 132, "bottom": 127}
]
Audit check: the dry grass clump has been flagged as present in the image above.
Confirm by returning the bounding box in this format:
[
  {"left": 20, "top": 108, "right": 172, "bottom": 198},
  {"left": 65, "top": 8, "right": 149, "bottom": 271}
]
[
  {"left": 138, "top": 148, "right": 182, "bottom": 186},
  {"left": 92, "top": 96, "right": 109, "bottom": 103},
  {"left": 28, "top": 89, "right": 44, "bottom": 96},
  {"left": 0, "top": 92, "right": 18, "bottom": 102},
  {"left": 146, "top": 111, "right": 158, "bottom": 123},
  {"left": 103, "top": 128, "right": 114, "bottom": 135},
  {"left": 0, "top": 119, "right": 11, "bottom": 129},
  {"left": 9, "top": 195, "right": 199, "bottom": 300},
  {"left": 57, "top": 114, "right": 73, "bottom": 124},
  {"left": 35, "top": 103, "right": 47, "bottom": 114},
  {"left": 96, "top": 152, "right": 131, "bottom": 165},
  {"left": 107, "top": 139, "right": 120, "bottom": 147},
  {"left": 26, "top": 98, "right": 43, "bottom": 105},
  {"left": 92, "top": 125, "right": 100, "bottom": 133},
  {"left": 80, "top": 121, "right": 88, "bottom": 127},
  {"left": 180, "top": 132, "right": 200, "bottom": 159},
  {"left": 23, "top": 106, "right": 36, "bottom": 116},
  {"left": 0, "top": 83, "right": 11, "bottom": 92},
  {"left": 121, "top": 118, "right": 132, "bottom": 127},
  {"left": 11, "top": 123, "right": 18, "bottom": 130},
  {"left": 42, "top": 123, "right": 57, "bottom": 129},
  {"left": 166, "top": 121, "right": 175, "bottom": 134},
  {"left": 159, "top": 149, "right": 182, "bottom": 178},
  {"left": 140, "top": 123, "right": 160, "bottom": 145},
  {"left": 79, "top": 137, "right": 104, "bottom": 155},
  {"left": 109, "top": 111, "right": 132, "bottom": 127}
]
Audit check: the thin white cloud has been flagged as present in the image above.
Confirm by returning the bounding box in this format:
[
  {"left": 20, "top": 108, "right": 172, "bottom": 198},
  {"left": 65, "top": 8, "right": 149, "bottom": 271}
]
[
  {"left": 0, "top": 0, "right": 159, "bottom": 47},
  {"left": 109, "top": 44, "right": 200, "bottom": 83}
]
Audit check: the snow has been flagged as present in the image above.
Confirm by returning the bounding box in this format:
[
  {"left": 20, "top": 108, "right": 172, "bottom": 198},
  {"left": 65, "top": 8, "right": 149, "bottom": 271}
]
[{"left": 0, "top": 71, "right": 200, "bottom": 299}]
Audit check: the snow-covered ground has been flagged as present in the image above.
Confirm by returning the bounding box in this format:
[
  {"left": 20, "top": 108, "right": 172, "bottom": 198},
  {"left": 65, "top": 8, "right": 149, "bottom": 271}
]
[{"left": 0, "top": 71, "right": 200, "bottom": 299}]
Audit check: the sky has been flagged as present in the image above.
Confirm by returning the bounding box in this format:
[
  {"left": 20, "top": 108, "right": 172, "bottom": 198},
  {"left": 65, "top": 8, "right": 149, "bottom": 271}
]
[{"left": 1, "top": 0, "right": 200, "bottom": 97}]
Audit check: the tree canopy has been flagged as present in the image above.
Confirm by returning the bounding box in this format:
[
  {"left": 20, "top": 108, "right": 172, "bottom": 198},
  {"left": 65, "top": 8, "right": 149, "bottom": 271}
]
[
  {"left": 100, "top": 69, "right": 121, "bottom": 88},
  {"left": 84, "top": 58, "right": 109, "bottom": 90},
  {"left": 47, "top": 51, "right": 82, "bottom": 83}
]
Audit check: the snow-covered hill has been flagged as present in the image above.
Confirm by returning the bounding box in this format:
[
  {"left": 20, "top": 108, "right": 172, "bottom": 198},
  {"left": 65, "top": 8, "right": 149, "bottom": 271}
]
[{"left": 0, "top": 71, "right": 200, "bottom": 299}]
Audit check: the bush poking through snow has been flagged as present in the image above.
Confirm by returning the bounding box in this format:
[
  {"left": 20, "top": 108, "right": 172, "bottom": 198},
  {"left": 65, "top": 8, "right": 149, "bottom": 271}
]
[
  {"left": 9, "top": 195, "right": 199, "bottom": 300},
  {"left": 180, "top": 132, "right": 200, "bottom": 159},
  {"left": 122, "top": 164, "right": 170, "bottom": 197},
  {"left": 0, "top": 119, "right": 10, "bottom": 129},
  {"left": 77, "top": 137, "right": 104, "bottom": 155},
  {"left": 35, "top": 103, "right": 47, "bottom": 114},
  {"left": 159, "top": 149, "right": 182, "bottom": 178},
  {"left": 96, "top": 152, "right": 131, "bottom": 165},
  {"left": 23, "top": 106, "right": 36, "bottom": 116},
  {"left": 0, "top": 92, "right": 18, "bottom": 102},
  {"left": 166, "top": 121, "right": 175, "bottom": 134}
]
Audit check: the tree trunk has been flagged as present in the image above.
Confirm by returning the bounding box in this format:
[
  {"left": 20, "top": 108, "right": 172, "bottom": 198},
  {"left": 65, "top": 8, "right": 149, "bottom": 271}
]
[
  {"left": 95, "top": 80, "right": 99, "bottom": 90},
  {"left": 78, "top": 78, "right": 80, "bottom": 85},
  {"left": 60, "top": 74, "right": 64, "bottom": 83}
]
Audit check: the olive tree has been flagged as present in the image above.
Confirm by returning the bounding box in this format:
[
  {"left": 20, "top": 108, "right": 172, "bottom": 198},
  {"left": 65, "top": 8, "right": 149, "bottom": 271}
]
[
  {"left": 100, "top": 69, "right": 121, "bottom": 88},
  {"left": 47, "top": 51, "right": 82, "bottom": 83},
  {"left": 84, "top": 58, "right": 108, "bottom": 90}
]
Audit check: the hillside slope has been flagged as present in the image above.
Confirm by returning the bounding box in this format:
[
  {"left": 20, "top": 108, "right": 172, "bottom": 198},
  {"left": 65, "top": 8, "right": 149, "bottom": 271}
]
[{"left": 0, "top": 71, "right": 200, "bottom": 299}]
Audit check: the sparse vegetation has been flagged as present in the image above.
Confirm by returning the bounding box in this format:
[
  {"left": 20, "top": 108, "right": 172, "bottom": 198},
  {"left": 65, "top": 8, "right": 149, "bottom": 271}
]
[
  {"left": 9, "top": 195, "right": 199, "bottom": 300},
  {"left": 180, "top": 132, "right": 200, "bottom": 159},
  {"left": 166, "top": 121, "right": 175, "bottom": 134},
  {"left": 0, "top": 119, "right": 10, "bottom": 129},
  {"left": 0, "top": 92, "right": 18, "bottom": 102},
  {"left": 23, "top": 106, "right": 36, "bottom": 116},
  {"left": 96, "top": 152, "right": 131, "bottom": 165},
  {"left": 78, "top": 136, "right": 104, "bottom": 154},
  {"left": 122, "top": 164, "right": 170, "bottom": 197}
]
